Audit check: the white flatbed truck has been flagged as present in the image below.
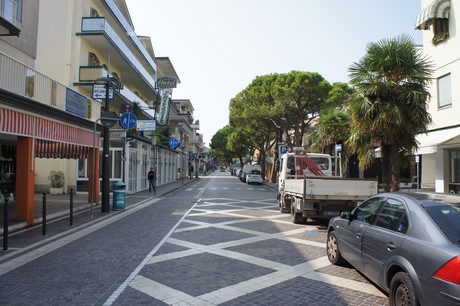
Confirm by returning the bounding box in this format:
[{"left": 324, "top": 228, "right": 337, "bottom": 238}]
[{"left": 277, "top": 149, "right": 378, "bottom": 223}]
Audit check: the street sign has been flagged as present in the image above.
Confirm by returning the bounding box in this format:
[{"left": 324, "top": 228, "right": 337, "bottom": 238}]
[
  {"left": 168, "top": 137, "right": 179, "bottom": 149},
  {"left": 110, "top": 130, "right": 126, "bottom": 138},
  {"left": 136, "top": 120, "right": 156, "bottom": 131},
  {"left": 120, "top": 112, "right": 137, "bottom": 129},
  {"left": 279, "top": 145, "right": 288, "bottom": 156},
  {"left": 335, "top": 143, "right": 342, "bottom": 152},
  {"left": 100, "top": 111, "right": 118, "bottom": 128},
  {"left": 92, "top": 84, "right": 113, "bottom": 99}
]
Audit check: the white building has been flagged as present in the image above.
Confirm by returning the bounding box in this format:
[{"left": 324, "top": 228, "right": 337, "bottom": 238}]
[{"left": 415, "top": 0, "right": 460, "bottom": 193}]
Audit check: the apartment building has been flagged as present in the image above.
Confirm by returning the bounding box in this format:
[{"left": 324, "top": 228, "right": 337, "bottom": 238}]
[
  {"left": 0, "top": 0, "right": 100, "bottom": 225},
  {"left": 415, "top": 0, "right": 460, "bottom": 193},
  {"left": 0, "top": 0, "right": 203, "bottom": 225}
]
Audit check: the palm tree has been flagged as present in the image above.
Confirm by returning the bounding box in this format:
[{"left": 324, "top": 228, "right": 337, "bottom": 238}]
[{"left": 347, "top": 34, "right": 433, "bottom": 191}]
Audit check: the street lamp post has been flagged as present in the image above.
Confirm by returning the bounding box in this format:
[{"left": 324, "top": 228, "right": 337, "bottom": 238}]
[{"left": 95, "top": 77, "right": 115, "bottom": 213}]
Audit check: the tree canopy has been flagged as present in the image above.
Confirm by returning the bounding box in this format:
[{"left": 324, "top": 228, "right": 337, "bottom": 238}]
[{"left": 347, "top": 34, "right": 433, "bottom": 191}]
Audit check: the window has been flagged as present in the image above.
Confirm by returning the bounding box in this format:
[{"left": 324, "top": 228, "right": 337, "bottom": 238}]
[
  {"left": 353, "top": 197, "right": 386, "bottom": 224},
  {"left": 438, "top": 74, "right": 452, "bottom": 108},
  {"left": 90, "top": 7, "right": 99, "bottom": 17},
  {"left": 451, "top": 150, "right": 460, "bottom": 183},
  {"left": 425, "top": 203, "right": 460, "bottom": 245},
  {"left": 88, "top": 52, "right": 100, "bottom": 66},
  {"left": 434, "top": 18, "right": 449, "bottom": 36},
  {"left": 375, "top": 199, "right": 408, "bottom": 233}
]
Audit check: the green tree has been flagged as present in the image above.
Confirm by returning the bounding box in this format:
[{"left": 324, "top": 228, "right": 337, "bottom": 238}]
[
  {"left": 209, "top": 126, "right": 235, "bottom": 165},
  {"left": 347, "top": 35, "right": 433, "bottom": 191},
  {"left": 272, "top": 71, "right": 331, "bottom": 148}
]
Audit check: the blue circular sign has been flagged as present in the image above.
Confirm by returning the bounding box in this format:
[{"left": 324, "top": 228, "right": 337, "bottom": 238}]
[
  {"left": 169, "top": 138, "right": 180, "bottom": 149},
  {"left": 120, "top": 112, "right": 137, "bottom": 129}
]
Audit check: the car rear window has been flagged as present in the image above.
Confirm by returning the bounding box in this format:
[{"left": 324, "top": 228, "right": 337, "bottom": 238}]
[{"left": 424, "top": 202, "right": 460, "bottom": 246}]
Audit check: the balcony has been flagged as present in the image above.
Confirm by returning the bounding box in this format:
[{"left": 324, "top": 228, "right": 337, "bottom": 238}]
[
  {"left": 0, "top": 0, "right": 20, "bottom": 36},
  {"left": 77, "top": 17, "right": 156, "bottom": 99},
  {"left": 0, "top": 52, "right": 100, "bottom": 120},
  {"left": 76, "top": 65, "right": 156, "bottom": 120}
]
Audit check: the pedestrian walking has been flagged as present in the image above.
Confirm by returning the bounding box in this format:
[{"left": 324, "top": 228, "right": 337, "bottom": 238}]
[{"left": 148, "top": 167, "right": 156, "bottom": 193}]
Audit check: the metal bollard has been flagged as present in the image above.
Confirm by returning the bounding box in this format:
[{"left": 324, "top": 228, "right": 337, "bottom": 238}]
[
  {"left": 42, "top": 192, "right": 46, "bottom": 236},
  {"left": 3, "top": 190, "right": 9, "bottom": 251},
  {"left": 69, "top": 188, "right": 74, "bottom": 226}
]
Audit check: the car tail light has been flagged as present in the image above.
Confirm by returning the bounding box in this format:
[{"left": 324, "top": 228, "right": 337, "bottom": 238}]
[{"left": 433, "top": 256, "right": 460, "bottom": 284}]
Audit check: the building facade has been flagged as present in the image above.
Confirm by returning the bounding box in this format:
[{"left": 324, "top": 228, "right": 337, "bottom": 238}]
[
  {"left": 0, "top": 0, "right": 203, "bottom": 225},
  {"left": 415, "top": 0, "right": 460, "bottom": 193}
]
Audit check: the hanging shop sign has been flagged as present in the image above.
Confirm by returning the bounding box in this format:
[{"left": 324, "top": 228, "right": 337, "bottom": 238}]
[
  {"left": 157, "top": 89, "right": 171, "bottom": 126},
  {"left": 157, "top": 77, "right": 177, "bottom": 89}
]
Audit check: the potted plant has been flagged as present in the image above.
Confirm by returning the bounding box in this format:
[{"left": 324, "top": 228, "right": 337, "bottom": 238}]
[
  {"left": 48, "top": 170, "right": 65, "bottom": 194},
  {"left": 399, "top": 178, "right": 412, "bottom": 189}
]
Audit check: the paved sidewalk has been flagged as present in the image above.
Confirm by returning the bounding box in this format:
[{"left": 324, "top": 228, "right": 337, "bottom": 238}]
[{"left": 0, "top": 178, "right": 197, "bottom": 236}]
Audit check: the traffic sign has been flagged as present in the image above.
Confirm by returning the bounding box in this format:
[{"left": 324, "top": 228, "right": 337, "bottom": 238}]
[
  {"left": 279, "top": 145, "right": 288, "bottom": 156},
  {"left": 120, "top": 112, "right": 137, "bottom": 129},
  {"left": 100, "top": 111, "right": 118, "bottom": 128},
  {"left": 92, "top": 84, "right": 113, "bottom": 99},
  {"left": 168, "top": 138, "right": 179, "bottom": 149}
]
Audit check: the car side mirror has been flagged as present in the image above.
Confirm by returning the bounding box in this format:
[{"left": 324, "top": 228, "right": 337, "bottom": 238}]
[{"left": 340, "top": 211, "right": 352, "bottom": 220}]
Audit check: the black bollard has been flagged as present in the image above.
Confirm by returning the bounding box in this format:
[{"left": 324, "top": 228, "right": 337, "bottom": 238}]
[
  {"left": 42, "top": 192, "right": 46, "bottom": 236},
  {"left": 3, "top": 192, "right": 9, "bottom": 251},
  {"left": 69, "top": 188, "right": 73, "bottom": 226}
]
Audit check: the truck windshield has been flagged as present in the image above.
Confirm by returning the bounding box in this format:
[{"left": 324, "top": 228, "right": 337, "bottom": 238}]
[{"left": 310, "top": 157, "right": 329, "bottom": 170}]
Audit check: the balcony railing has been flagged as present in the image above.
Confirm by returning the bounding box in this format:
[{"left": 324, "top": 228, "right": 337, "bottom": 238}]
[
  {"left": 0, "top": 52, "right": 100, "bottom": 120},
  {"left": 80, "top": 17, "right": 156, "bottom": 91},
  {"left": 79, "top": 65, "right": 154, "bottom": 112},
  {"left": 102, "top": 0, "right": 157, "bottom": 72}
]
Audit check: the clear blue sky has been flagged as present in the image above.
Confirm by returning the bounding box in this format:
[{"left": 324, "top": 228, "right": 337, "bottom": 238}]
[{"left": 125, "top": 0, "right": 422, "bottom": 146}]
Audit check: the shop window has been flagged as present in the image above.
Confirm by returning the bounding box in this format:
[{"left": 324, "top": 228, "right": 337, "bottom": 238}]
[
  {"left": 437, "top": 73, "right": 452, "bottom": 108},
  {"left": 451, "top": 150, "right": 460, "bottom": 183}
]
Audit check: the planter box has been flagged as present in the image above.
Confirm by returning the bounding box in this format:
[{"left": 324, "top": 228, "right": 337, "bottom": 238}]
[{"left": 50, "top": 187, "right": 63, "bottom": 195}]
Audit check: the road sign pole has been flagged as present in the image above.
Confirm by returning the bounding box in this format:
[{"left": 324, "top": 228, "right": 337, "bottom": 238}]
[{"left": 102, "top": 82, "right": 110, "bottom": 213}]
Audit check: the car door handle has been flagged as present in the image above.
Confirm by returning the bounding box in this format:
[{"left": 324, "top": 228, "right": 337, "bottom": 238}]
[
  {"left": 386, "top": 242, "right": 397, "bottom": 251},
  {"left": 356, "top": 233, "right": 363, "bottom": 239}
]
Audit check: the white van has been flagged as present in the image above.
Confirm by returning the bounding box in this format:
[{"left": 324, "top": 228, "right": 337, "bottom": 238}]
[{"left": 240, "top": 164, "right": 261, "bottom": 182}]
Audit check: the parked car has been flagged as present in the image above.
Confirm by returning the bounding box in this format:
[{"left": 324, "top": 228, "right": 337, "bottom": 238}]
[
  {"left": 240, "top": 164, "right": 261, "bottom": 182},
  {"left": 326, "top": 192, "right": 460, "bottom": 306},
  {"left": 246, "top": 170, "right": 263, "bottom": 185}
]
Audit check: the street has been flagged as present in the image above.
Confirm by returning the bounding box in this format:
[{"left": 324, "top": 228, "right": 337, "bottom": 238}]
[{"left": 0, "top": 172, "right": 388, "bottom": 305}]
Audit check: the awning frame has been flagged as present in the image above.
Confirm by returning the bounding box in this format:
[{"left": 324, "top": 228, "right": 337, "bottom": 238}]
[{"left": 415, "top": 0, "right": 451, "bottom": 30}]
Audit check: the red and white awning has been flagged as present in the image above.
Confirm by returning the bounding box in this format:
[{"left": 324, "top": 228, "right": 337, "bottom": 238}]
[{"left": 0, "top": 108, "right": 99, "bottom": 159}]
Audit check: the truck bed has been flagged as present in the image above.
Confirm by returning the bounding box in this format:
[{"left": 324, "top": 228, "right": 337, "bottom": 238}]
[{"left": 285, "top": 176, "right": 378, "bottom": 200}]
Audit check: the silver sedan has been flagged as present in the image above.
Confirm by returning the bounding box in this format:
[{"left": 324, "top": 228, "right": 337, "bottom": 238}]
[{"left": 326, "top": 192, "right": 460, "bottom": 306}]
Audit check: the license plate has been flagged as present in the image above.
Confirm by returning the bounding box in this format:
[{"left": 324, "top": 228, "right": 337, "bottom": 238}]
[{"left": 323, "top": 211, "right": 340, "bottom": 216}]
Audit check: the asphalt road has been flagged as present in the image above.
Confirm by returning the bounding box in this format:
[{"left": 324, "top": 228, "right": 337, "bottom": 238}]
[{"left": 0, "top": 172, "right": 389, "bottom": 305}]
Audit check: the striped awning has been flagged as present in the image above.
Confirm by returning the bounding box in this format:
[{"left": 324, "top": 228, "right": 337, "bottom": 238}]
[
  {"left": 416, "top": 0, "right": 450, "bottom": 30},
  {"left": 0, "top": 108, "right": 99, "bottom": 159},
  {"left": 35, "top": 140, "right": 91, "bottom": 159}
]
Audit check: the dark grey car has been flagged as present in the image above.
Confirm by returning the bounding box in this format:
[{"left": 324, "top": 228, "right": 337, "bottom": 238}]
[{"left": 326, "top": 192, "right": 460, "bottom": 306}]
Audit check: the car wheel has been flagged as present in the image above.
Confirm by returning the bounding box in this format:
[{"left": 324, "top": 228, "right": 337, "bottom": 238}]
[
  {"left": 326, "top": 230, "right": 345, "bottom": 265},
  {"left": 290, "top": 202, "right": 302, "bottom": 224},
  {"left": 390, "top": 272, "right": 419, "bottom": 306}
]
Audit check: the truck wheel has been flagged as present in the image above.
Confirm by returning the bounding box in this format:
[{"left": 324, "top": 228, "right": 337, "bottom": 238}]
[
  {"left": 291, "top": 204, "right": 302, "bottom": 224},
  {"left": 278, "top": 194, "right": 289, "bottom": 213},
  {"left": 326, "top": 230, "right": 345, "bottom": 265}
]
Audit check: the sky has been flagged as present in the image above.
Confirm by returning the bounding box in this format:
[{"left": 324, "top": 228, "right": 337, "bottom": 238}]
[{"left": 125, "top": 0, "right": 423, "bottom": 147}]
